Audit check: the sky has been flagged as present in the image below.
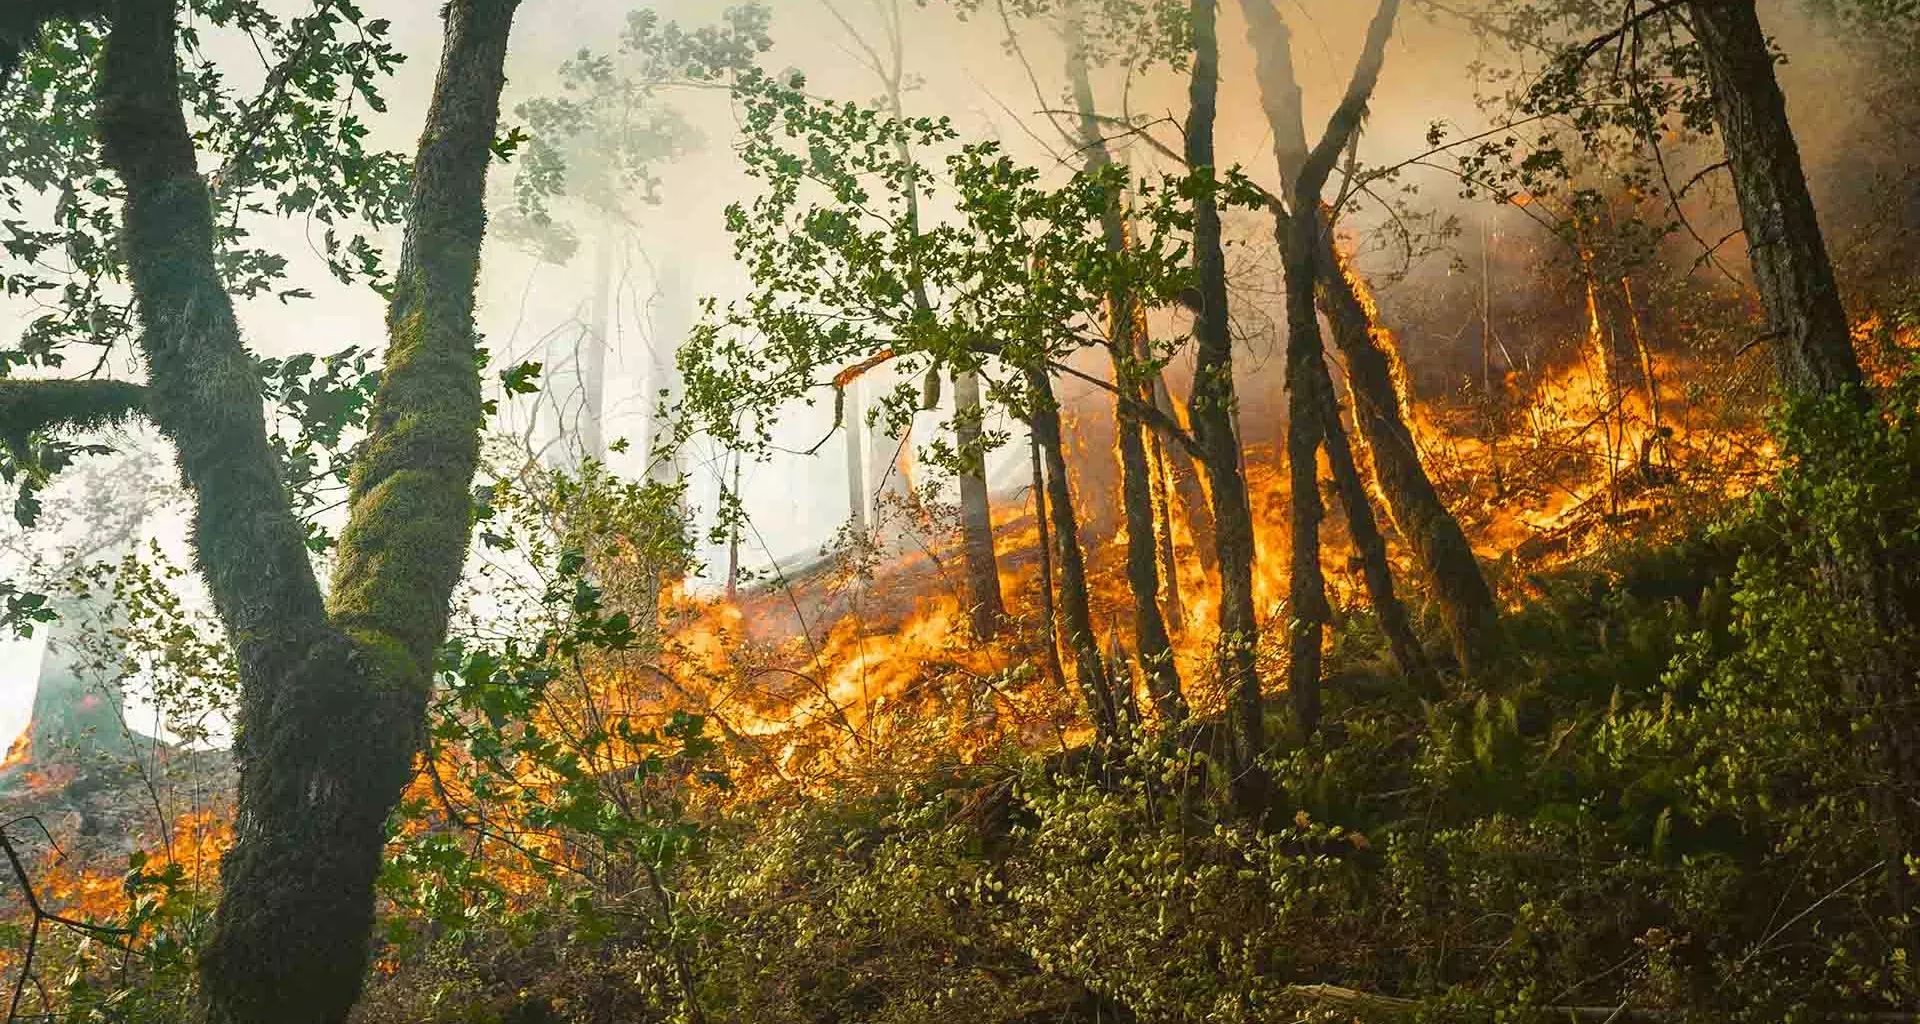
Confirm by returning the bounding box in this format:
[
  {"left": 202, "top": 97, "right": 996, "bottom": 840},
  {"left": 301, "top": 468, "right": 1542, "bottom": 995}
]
[{"left": 0, "top": 0, "right": 1880, "bottom": 749}]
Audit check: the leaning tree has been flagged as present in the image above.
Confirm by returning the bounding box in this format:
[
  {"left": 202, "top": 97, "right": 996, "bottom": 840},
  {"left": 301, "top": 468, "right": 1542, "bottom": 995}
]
[{"left": 0, "top": 0, "right": 522, "bottom": 1020}]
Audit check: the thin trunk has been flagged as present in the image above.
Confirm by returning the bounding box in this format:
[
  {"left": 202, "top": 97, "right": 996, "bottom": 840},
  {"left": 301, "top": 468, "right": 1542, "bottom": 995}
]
[
  {"left": 1322, "top": 236, "right": 1501, "bottom": 674},
  {"left": 726, "top": 450, "right": 742, "bottom": 602},
  {"left": 1244, "top": 0, "right": 1501, "bottom": 677},
  {"left": 955, "top": 368, "right": 1007, "bottom": 637},
  {"left": 1319, "top": 366, "right": 1438, "bottom": 695},
  {"left": 1152, "top": 370, "right": 1217, "bottom": 575},
  {"left": 1277, "top": 0, "right": 1402, "bottom": 736},
  {"left": 644, "top": 260, "right": 689, "bottom": 487},
  {"left": 580, "top": 223, "right": 611, "bottom": 461},
  {"left": 1623, "top": 276, "right": 1663, "bottom": 435},
  {"left": 98, "top": 1, "right": 518, "bottom": 1020},
  {"left": 1282, "top": 218, "right": 1333, "bottom": 736},
  {"left": 845, "top": 382, "right": 869, "bottom": 535},
  {"left": 1112, "top": 369, "right": 1185, "bottom": 722},
  {"left": 1031, "top": 432, "right": 1069, "bottom": 696},
  {"left": 1028, "top": 367, "right": 1117, "bottom": 739},
  {"left": 1069, "top": 11, "right": 1184, "bottom": 724},
  {"left": 1690, "top": 0, "right": 1918, "bottom": 910},
  {"left": 1147, "top": 428, "right": 1187, "bottom": 634},
  {"left": 1186, "top": 0, "right": 1265, "bottom": 802}
]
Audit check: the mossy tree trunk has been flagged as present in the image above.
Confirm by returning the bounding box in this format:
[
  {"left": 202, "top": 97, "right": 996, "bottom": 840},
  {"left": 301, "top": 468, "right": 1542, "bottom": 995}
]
[{"left": 93, "top": 0, "right": 520, "bottom": 1020}]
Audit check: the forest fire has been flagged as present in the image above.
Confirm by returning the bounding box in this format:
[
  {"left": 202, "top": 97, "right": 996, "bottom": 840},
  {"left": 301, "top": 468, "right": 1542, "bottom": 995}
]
[
  {"left": 609, "top": 291, "right": 1797, "bottom": 799},
  {"left": 3, "top": 0, "right": 1919, "bottom": 1017}
]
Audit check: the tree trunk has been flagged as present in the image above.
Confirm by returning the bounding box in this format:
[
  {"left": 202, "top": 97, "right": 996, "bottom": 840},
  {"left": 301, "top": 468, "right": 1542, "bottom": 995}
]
[
  {"left": 1027, "top": 367, "right": 1117, "bottom": 739},
  {"left": 1031, "top": 431, "right": 1069, "bottom": 697},
  {"left": 1282, "top": 216, "right": 1334, "bottom": 737},
  {"left": 1069, "top": 12, "right": 1184, "bottom": 724},
  {"left": 726, "top": 450, "right": 742, "bottom": 602},
  {"left": 1186, "top": 0, "right": 1265, "bottom": 803},
  {"left": 1111, "top": 365, "right": 1186, "bottom": 723},
  {"left": 1322, "top": 237, "right": 1502, "bottom": 674},
  {"left": 955, "top": 367, "right": 1007, "bottom": 637},
  {"left": 1151, "top": 371, "right": 1217, "bottom": 576},
  {"left": 1689, "top": 0, "right": 1920, "bottom": 910},
  {"left": 845, "top": 380, "right": 869, "bottom": 535},
  {"left": 97, "top": 1, "right": 518, "bottom": 1020},
  {"left": 644, "top": 259, "right": 690, "bottom": 487},
  {"left": 1243, "top": 0, "right": 1500, "bottom": 678},
  {"left": 1275, "top": 0, "right": 1402, "bottom": 736},
  {"left": 1319, "top": 380, "right": 1438, "bottom": 695},
  {"left": 1688, "top": 0, "right": 1861, "bottom": 397},
  {"left": 1147, "top": 428, "right": 1187, "bottom": 634}
]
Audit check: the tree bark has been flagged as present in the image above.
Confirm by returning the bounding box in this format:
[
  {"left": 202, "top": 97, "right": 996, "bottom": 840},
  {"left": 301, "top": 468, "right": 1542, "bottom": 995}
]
[
  {"left": 1151, "top": 371, "right": 1216, "bottom": 576},
  {"left": 1321, "top": 236, "right": 1502, "bottom": 675},
  {"left": 1147, "top": 427, "right": 1187, "bottom": 633},
  {"left": 1319, "top": 379, "right": 1438, "bottom": 696},
  {"left": 1282, "top": 223, "right": 1333, "bottom": 734},
  {"left": 1278, "top": 0, "right": 1401, "bottom": 736},
  {"left": 1030, "top": 431, "right": 1069, "bottom": 697},
  {"left": 1186, "top": 0, "right": 1265, "bottom": 801},
  {"left": 1688, "top": 0, "right": 1919, "bottom": 911},
  {"left": 1243, "top": 0, "right": 1500, "bottom": 678},
  {"left": 96, "top": 1, "right": 518, "bottom": 1020},
  {"left": 1687, "top": 0, "right": 1862, "bottom": 398},
  {"left": 845, "top": 380, "right": 869, "bottom": 534},
  {"left": 1068, "top": 10, "right": 1184, "bottom": 724},
  {"left": 1027, "top": 367, "right": 1117, "bottom": 740},
  {"left": 954, "top": 367, "right": 1007, "bottom": 637}
]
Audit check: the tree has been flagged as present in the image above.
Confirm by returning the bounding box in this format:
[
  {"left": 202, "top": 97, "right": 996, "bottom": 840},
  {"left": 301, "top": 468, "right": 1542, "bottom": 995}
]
[
  {"left": 1243, "top": 0, "right": 1493, "bottom": 684},
  {"left": 817, "top": 0, "right": 1008, "bottom": 637},
  {"left": 1183, "top": 0, "right": 1267, "bottom": 803},
  {"left": 0, "top": 0, "right": 520, "bottom": 1019},
  {"left": 678, "top": 71, "right": 1199, "bottom": 741},
  {"left": 501, "top": 5, "right": 769, "bottom": 474},
  {"left": 1685, "top": 0, "right": 1920, "bottom": 911},
  {"left": 1272, "top": 0, "right": 1407, "bottom": 735},
  {"left": 1064, "top": 1, "right": 1185, "bottom": 723},
  {"left": 1467, "top": 0, "right": 1920, "bottom": 915}
]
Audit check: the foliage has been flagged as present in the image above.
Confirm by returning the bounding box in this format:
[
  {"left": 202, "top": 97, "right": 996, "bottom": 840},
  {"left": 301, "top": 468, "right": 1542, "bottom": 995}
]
[
  {"left": 676, "top": 67, "right": 1245, "bottom": 474},
  {"left": 376, "top": 455, "right": 712, "bottom": 1018},
  {"left": 0, "top": 0, "right": 409, "bottom": 375},
  {"left": 494, "top": 4, "right": 772, "bottom": 264}
]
